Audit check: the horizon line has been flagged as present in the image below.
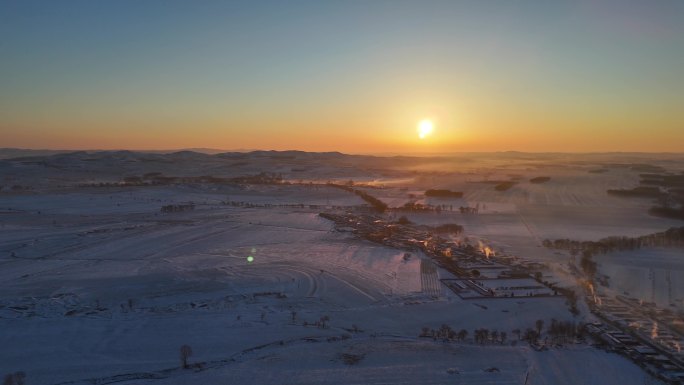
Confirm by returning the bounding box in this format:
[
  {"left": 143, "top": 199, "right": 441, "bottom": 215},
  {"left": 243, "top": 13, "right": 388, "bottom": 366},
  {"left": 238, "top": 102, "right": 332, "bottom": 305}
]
[{"left": 2, "top": 147, "right": 684, "bottom": 157}]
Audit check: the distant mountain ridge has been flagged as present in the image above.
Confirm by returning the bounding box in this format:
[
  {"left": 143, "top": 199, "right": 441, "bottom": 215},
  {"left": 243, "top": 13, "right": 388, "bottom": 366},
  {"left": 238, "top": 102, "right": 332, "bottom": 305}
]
[
  {"left": 2, "top": 148, "right": 682, "bottom": 164},
  {"left": 0, "top": 148, "right": 356, "bottom": 160},
  {"left": 0, "top": 147, "right": 237, "bottom": 159},
  {"left": 0, "top": 148, "right": 74, "bottom": 159}
]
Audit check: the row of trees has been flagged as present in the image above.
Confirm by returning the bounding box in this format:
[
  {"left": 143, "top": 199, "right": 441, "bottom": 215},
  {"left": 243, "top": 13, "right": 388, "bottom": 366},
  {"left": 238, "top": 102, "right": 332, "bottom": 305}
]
[
  {"left": 474, "top": 328, "right": 508, "bottom": 345},
  {"left": 1, "top": 185, "right": 32, "bottom": 192},
  {"left": 225, "top": 200, "right": 347, "bottom": 210},
  {"left": 547, "top": 319, "right": 582, "bottom": 344},
  {"left": 395, "top": 217, "right": 464, "bottom": 235},
  {"left": 580, "top": 250, "right": 598, "bottom": 281},
  {"left": 300, "top": 315, "right": 331, "bottom": 329},
  {"left": 530, "top": 176, "right": 551, "bottom": 184},
  {"left": 428, "top": 223, "right": 464, "bottom": 235},
  {"left": 84, "top": 172, "right": 289, "bottom": 189},
  {"left": 425, "top": 189, "right": 463, "bottom": 198},
  {"left": 542, "top": 227, "right": 684, "bottom": 255},
  {"left": 545, "top": 228, "right": 682, "bottom": 297},
  {"left": 649, "top": 206, "right": 684, "bottom": 220},
  {"left": 420, "top": 326, "right": 514, "bottom": 345},
  {"left": 398, "top": 202, "right": 442, "bottom": 212},
  {"left": 160, "top": 203, "right": 195, "bottom": 213},
  {"left": 420, "top": 319, "right": 582, "bottom": 346},
  {"left": 420, "top": 325, "right": 469, "bottom": 342},
  {"left": 640, "top": 173, "right": 684, "bottom": 188},
  {"left": 494, "top": 181, "right": 516, "bottom": 191},
  {"left": 327, "top": 184, "right": 388, "bottom": 212},
  {"left": 397, "top": 202, "right": 480, "bottom": 214},
  {"left": 606, "top": 186, "right": 663, "bottom": 198}
]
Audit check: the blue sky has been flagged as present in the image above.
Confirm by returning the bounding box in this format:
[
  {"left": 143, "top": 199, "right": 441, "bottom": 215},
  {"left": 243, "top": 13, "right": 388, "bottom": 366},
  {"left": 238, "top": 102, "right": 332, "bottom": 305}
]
[{"left": 1, "top": 0, "right": 683, "bottom": 152}]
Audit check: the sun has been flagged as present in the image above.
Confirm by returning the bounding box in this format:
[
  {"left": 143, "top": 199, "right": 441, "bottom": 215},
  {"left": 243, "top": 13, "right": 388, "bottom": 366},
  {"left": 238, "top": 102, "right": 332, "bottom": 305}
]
[{"left": 417, "top": 119, "right": 434, "bottom": 139}]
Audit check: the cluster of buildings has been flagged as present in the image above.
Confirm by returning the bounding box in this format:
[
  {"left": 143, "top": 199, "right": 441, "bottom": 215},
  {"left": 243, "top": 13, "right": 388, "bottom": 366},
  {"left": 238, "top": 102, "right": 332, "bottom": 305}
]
[
  {"left": 588, "top": 294, "right": 684, "bottom": 383},
  {"left": 319, "top": 210, "right": 556, "bottom": 300}
]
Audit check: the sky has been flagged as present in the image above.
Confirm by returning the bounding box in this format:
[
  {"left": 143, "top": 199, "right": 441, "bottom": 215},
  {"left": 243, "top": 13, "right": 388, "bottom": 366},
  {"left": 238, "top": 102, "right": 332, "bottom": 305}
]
[{"left": 1, "top": 0, "right": 683, "bottom": 154}]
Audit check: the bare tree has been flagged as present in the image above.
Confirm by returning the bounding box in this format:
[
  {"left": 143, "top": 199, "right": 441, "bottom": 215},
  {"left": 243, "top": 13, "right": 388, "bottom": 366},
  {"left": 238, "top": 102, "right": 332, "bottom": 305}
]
[
  {"left": 474, "top": 328, "right": 490, "bottom": 344},
  {"left": 180, "top": 344, "right": 193, "bottom": 368},
  {"left": 491, "top": 330, "right": 499, "bottom": 344},
  {"left": 320, "top": 315, "right": 330, "bottom": 328},
  {"left": 457, "top": 329, "right": 468, "bottom": 341},
  {"left": 524, "top": 328, "right": 539, "bottom": 344},
  {"left": 439, "top": 324, "right": 452, "bottom": 341},
  {"left": 535, "top": 319, "right": 544, "bottom": 336}
]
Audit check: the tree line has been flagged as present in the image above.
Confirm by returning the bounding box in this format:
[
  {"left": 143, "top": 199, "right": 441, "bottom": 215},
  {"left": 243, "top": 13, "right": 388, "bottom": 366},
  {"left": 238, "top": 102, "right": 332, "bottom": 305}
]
[
  {"left": 542, "top": 227, "right": 684, "bottom": 255},
  {"left": 397, "top": 201, "right": 481, "bottom": 214},
  {"left": 327, "top": 183, "right": 388, "bottom": 212},
  {"left": 160, "top": 203, "right": 195, "bottom": 213},
  {"left": 419, "top": 318, "right": 582, "bottom": 346},
  {"left": 425, "top": 189, "right": 463, "bottom": 198}
]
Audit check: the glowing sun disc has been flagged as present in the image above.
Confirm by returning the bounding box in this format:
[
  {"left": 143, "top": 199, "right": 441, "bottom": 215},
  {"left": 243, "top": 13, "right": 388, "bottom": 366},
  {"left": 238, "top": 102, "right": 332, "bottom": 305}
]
[{"left": 418, "top": 119, "right": 434, "bottom": 139}]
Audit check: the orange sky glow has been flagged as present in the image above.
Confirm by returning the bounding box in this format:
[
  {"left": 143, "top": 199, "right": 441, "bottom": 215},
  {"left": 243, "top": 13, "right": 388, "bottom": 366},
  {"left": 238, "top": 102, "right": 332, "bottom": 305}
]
[{"left": 1, "top": 1, "right": 683, "bottom": 154}]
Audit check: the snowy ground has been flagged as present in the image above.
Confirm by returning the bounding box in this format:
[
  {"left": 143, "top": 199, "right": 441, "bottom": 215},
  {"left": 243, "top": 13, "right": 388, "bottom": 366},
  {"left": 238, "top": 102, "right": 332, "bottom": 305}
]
[
  {"left": 2, "top": 151, "right": 681, "bottom": 384},
  {"left": 597, "top": 248, "right": 684, "bottom": 309},
  {"left": 117, "top": 339, "right": 652, "bottom": 385}
]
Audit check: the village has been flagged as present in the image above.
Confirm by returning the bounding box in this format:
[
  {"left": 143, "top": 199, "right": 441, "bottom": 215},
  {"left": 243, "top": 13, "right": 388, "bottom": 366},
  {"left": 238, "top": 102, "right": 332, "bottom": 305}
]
[
  {"left": 319, "top": 207, "right": 684, "bottom": 384},
  {"left": 587, "top": 294, "right": 684, "bottom": 383},
  {"left": 318, "top": 209, "right": 559, "bottom": 301}
]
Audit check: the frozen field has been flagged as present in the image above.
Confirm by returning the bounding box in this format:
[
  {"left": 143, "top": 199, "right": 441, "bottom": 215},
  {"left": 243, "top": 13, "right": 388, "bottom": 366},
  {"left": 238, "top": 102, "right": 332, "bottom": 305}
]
[
  {"left": 598, "top": 248, "right": 684, "bottom": 308},
  {"left": 2, "top": 151, "right": 682, "bottom": 384},
  {"left": 116, "top": 340, "right": 652, "bottom": 385}
]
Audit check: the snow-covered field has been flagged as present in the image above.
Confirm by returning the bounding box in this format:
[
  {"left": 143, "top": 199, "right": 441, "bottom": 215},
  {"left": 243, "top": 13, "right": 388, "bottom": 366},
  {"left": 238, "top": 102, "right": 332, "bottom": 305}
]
[
  {"left": 2, "top": 150, "right": 682, "bottom": 384},
  {"left": 598, "top": 248, "right": 684, "bottom": 308},
  {"left": 119, "top": 340, "right": 652, "bottom": 385}
]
